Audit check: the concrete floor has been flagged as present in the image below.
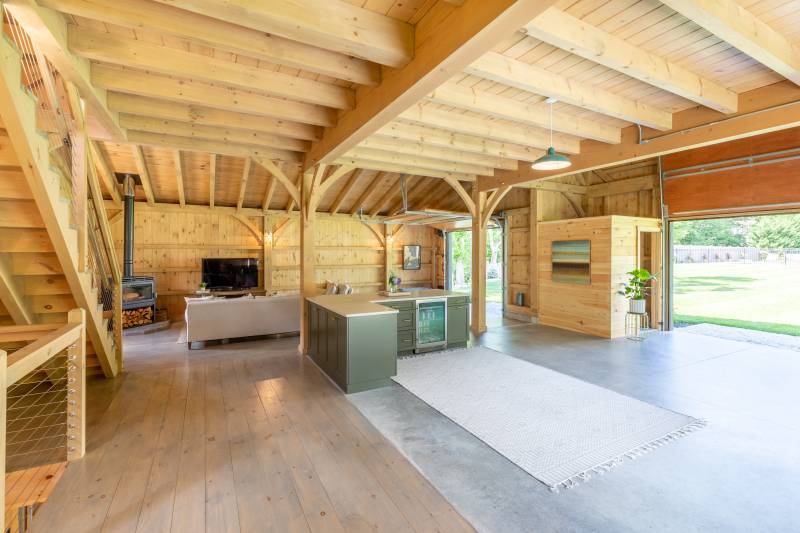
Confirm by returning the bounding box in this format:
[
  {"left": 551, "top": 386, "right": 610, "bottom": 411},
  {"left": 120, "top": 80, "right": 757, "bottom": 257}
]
[{"left": 348, "top": 323, "right": 800, "bottom": 533}]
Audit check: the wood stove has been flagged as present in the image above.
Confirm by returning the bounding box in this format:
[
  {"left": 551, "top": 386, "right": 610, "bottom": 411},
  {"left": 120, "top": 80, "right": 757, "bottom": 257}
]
[{"left": 118, "top": 173, "right": 158, "bottom": 328}]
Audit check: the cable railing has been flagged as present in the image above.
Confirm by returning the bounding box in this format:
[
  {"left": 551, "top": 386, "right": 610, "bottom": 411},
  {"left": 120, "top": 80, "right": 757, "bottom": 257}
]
[{"left": 0, "top": 309, "right": 86, "bottom": 533}]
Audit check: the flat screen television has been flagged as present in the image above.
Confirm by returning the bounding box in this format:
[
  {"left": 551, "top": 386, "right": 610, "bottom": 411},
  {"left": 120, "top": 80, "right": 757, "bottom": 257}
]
[{"left": 201, "top": 258, "right": 260, "bottom": 290}]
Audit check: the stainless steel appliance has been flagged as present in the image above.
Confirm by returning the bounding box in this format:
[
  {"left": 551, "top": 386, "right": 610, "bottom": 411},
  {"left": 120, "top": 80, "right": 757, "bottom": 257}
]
[{"left": 415, "top": 298, "right": 447, "bottom": 352}]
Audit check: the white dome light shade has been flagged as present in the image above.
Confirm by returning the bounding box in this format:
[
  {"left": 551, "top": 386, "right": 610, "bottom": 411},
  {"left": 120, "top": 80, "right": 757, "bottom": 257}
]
[{"left": 531, "top": 147, "right": 572, "bottom": 171}]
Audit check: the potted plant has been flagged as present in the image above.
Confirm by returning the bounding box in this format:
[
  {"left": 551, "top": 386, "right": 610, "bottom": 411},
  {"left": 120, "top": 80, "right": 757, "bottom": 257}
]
[
  {"left": 619, "top": 268, "right": 656, "bottom": 314},
  {"left": 198, "top": 281, "right": 209, "bottom": 295}
]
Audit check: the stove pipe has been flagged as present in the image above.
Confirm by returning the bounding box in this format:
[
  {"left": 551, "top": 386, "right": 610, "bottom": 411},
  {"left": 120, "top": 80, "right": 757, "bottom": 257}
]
[{"left": 122, "top": 174, "right": 136, "bottom": 279}]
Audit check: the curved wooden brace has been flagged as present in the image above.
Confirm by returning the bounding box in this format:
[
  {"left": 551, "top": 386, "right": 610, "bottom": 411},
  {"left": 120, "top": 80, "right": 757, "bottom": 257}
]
[
  {"left": 272, "top": 217, "right": 293, "bottom": 245},
  {"left": 361, "top": 221, "right": 385, "bottom": 246},
  {"left": 444, "top": 177, "right": 476, "bottom": 218},
  {"left": 481, "top": 186, "right": 512, "bottom": 228},
  {"left": 253, "top": 156, "right": 301, "bottom": 207},
  {"left": 233, "top": 214, "right": 264, "bottom": 244},
  {"left": 308, "top": 164, "right": 356, "bottom": 214}
]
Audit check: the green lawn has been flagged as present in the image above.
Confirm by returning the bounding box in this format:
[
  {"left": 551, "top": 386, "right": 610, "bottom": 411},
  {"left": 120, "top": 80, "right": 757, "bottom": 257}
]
[
  {"left": 674, "top": 262, "right": 800, "bottom": 336},
  {"left": 453, "top": 277, "right": 503, "bottom": 303}
]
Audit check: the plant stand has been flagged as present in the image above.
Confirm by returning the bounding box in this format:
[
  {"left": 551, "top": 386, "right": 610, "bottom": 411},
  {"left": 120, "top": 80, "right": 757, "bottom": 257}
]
[{"left": 625, "top": 311, "right": 650, "bottom": 341}]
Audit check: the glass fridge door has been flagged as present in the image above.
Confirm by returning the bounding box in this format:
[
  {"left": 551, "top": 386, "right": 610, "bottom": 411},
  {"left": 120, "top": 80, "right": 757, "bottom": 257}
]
[{"left": 416, "top": 300, "right": 447, "bottom": 347}]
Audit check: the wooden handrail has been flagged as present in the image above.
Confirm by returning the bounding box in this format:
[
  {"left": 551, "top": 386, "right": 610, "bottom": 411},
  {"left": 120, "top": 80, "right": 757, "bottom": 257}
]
[
  {"left": 6, "top": 323, "right": 81, "bottom": 386},
  {"left": 0, "top": 323, "right": 60, "bottom": 343}
]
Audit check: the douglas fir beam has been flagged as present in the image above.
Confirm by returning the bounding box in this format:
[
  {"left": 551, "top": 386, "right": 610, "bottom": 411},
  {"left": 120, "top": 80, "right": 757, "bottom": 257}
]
[
  {"left": 471, "top": 188, "right": 487, "bottom": 334},
  {"left": 298, "top": 168, "right": 316, "bottom": 354},
  {"left": 303, "top": 0, "right": 560, "bottom": 169}
]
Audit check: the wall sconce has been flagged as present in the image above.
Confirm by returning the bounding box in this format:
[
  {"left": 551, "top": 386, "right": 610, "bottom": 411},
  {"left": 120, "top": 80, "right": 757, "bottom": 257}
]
[
  {"left": 265, "top": 231, "right": 273, "bottom": 243},
  {"left": 386, "top": 235, "right": 394, "bottom": 244}
]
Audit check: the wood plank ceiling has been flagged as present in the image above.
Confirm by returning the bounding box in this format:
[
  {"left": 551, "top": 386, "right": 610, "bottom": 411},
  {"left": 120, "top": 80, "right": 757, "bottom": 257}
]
[{"left": 32, "top": 0, "right": 800, "bottom": 216}]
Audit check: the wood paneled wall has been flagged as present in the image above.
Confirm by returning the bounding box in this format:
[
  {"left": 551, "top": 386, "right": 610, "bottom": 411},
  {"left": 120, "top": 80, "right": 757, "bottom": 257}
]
[
  {"left": 111, "top": 206, "right": 436, "bottom": 319},
  {"left": 504, "top": 170, "right": 661, "bottom": 321},
  {"left": 538, "top": 216, "right": 660, "bottom": 338}
]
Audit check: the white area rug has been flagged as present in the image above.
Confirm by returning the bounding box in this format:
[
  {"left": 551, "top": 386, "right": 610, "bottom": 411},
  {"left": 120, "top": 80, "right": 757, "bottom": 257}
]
[
  {"left": 682, "top": 323, "right": 800, "bottom": 352},
  {"left": 393, "top": 347, "right": 704, "bottom": 491}
]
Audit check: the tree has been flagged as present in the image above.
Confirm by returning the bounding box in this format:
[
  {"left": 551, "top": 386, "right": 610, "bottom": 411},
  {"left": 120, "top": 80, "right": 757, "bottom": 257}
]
[
  {"left": 672, "top": 218, "right": 751, "bottom": 246},
  {"left": 486, "top": 228, "right": 502, "bottom": 279},
  {"left": 747, "top": 214, "right": 800, "bottom": 248}
]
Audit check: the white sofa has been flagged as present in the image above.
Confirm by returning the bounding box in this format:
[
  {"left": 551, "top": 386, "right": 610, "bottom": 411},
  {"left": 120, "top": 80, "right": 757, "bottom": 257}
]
[{"left": 185, "top": 295, "right": 300, "bottom": 346}]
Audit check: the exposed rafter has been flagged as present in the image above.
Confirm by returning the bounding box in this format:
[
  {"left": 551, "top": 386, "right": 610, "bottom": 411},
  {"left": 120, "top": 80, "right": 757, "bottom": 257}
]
[
  {"left": 131, "top": 145, "right": 155, "bottom": 205},
  {"left": 376, "top": 121, "right": 543, "bottom": 162},
  {"left": 335, "top": 157, "right": 477, "bottom": 182},
  {"left": 252, "top": 157, "right": 300, "bottom": 207},
  {"left": 466, "top": 52, "right": 673, "bottom": 130},
  {"left": 428, "top": 82, "right": 621, "bottom": 144},
  {"left": 88, "top": 140, "right": 120, "bottom": 205},
  {"left": 70, "top": 27, "right": 355, "bottom": 109},
  {"left": 236, "top": 157, "right": 251, "bottom": 210},
  {"left": 303, "top": 0, "right": 561, "bottom": 168},
  {"left": 150, "top": 0, "right": 414, "bottom": 67},
  {"left": 92, "top": 66, "right": 336, "bottom": 127},
  {"left": 118, "top": 114, "right": 310, "bottom": 153},
  {"left": 349, "top": 172, "right": 385, "bottom": 216},
  {"left": 359, "top": 135, "right": 517, "bottom": 170},
  {"left": 524, "top": 9, "right": 738, "bottom": 113},
  {"left": 125, "top": 131, "right": 303, "bottom": 163},
  {"left": 329, "top": 168, "right": 364, "bottom": 215},
  {"left": 209, "top": 154, "right": 216, "bottom": 208},
  {"left": 344, "top": 146, "right": 495, "bottom": 176},
  {"left": 38, "top": 0, "right": 380, "bottom": 85},
  {"left": 173, "top": 150, "right": 185, "bottom": 207},
  {"left": 107, "top": 93, "right": 321, "bottom": 141},
  {"left": 399, "top": 103, "right": 580, "bottom": 154},
  {"left": 659, "top": 0, "right": 800, "bottom": 86}
]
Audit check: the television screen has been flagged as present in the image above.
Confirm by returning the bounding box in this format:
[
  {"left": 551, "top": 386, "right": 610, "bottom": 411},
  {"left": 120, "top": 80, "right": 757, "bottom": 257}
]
[{"left": 201, "top": 258, "right": 260, "bottom": 290}]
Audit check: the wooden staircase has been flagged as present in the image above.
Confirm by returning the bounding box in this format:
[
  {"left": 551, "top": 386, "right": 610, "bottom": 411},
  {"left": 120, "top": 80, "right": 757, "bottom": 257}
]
[{"left": 0, "top": 17, "right": 120, "bottom": 377}]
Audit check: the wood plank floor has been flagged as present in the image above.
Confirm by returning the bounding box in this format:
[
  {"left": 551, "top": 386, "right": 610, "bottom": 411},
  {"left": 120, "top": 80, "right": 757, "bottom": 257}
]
[{"left": 29, "top": 326, "right": 475, "bottom": 533}]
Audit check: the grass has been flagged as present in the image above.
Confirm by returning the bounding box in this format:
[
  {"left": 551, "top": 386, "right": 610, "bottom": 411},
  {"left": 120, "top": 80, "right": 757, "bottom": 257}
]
[
  {"left": 674, "top": 262, "right": 800, "bottom": 336},
  {"left": 452, "top": 277, "right": 503, "bottom": 303}
]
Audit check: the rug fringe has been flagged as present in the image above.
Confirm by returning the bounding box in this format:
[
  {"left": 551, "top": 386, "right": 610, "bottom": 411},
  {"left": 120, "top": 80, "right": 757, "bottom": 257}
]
[{"left": 549, "top": 418, "right": 707, "bottom": 493}]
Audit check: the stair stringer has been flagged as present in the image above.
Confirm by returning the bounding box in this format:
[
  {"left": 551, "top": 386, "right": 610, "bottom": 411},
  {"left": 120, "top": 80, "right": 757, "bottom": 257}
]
[{"left": 0, "top": 32, "right": 118, "bottom": 377}]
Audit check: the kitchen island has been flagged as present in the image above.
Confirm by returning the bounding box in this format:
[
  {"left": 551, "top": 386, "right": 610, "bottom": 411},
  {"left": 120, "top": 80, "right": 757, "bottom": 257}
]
[{"left": 307, "top": 290, "right": 469, "bottom": 393}]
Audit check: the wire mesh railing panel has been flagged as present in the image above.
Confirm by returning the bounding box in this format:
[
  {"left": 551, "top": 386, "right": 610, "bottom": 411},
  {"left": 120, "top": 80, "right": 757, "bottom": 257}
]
[
  {"left": 5, "top": 352, "right": 76, "bottom": 472},
  {"left": 2, "top": 6, "right": 83, "bottom": 227}
]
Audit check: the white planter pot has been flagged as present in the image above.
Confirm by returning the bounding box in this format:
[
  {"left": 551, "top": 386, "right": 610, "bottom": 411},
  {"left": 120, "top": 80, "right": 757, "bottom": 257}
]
[{"left": 629, "top": 299, "right": 646, "bottom": 314}]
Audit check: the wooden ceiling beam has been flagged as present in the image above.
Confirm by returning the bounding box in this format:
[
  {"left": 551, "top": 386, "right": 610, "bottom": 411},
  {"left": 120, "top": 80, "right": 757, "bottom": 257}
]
[
  {"left": 335, "top": 157, "right": 477, "bottom": 182},
  {"left": 466, "top": 52, "right": 673, "bottom": 130},
  {"left": 349, "top": 172, "right": 385, "bottom": 216},
  {"left": 369, "top": 176, "right": 403, "bottom": 217},
  {"left": 5, "top": 1, "right": 124, "bottom": 141},
  {"left": 399, "top": 103, "right": 580, "bottom": 153},
  {"left": 131, "top": 145, "right": 155, "bottom": 205},
  {"left": 481, "top": 82, "right": 800, "bottom": 190},
  {"left": 262, "top": 176, "right": 277, "bottom": 212},
  {"left": 118, "top": 114, "right": 310, "bottom": 153},
  {"left": 345, "top": 146, "right": 495, "bottom": 176},
  {"left": 173, "top": 150, "right": 185, "bottom": 207},
  {"left": 92, "top": 65, "right": 335, "bottom": 127},
  {"left": 428, "top": 82, "right": 621, "bottom": 144},
  {"left": 151, "top": 0, "right": 413, "bottom": 67},
  {"left": 70, "top": 27, "right": 354, "bottom": 110},
  {"left": 88, "top": 140, "right": 120, "bottom": 205},
  {"left": 236, "top": 157, "right": 252, "bottom": 210},
  {"left": 209, "top": 154, "right": 216, "bottom": 208},
  {"left": 524, "top": 9, "right": 738, "bottom": 113},
  {"left": 107, "top": 93, "right": 320, "bottom": 142},
  {"left": 659, "top": 0, "right": 800, "bottom": 86},
  {"left": 358, "top": 135, "right": 516, "bottom": 170},
  {"left": 329, "top": 168, "right": 364, "bottom": 215},
  {"left": 304, "top": 0, "right": 560, "bottom": 168},
  {"left": 125, "top": 131, "right": 303, "bottom": 164},
  {"left": 39, "top": 0, "right": 379, "bottom": 85},
  {"left": 376, "top": 121, "right": 543, "bottom": 162}
]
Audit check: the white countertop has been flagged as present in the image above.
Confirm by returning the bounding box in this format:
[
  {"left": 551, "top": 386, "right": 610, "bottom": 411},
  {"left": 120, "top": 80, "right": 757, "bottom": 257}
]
[{"left": 308, "top": 290, "right": 467, "bottom": 318}]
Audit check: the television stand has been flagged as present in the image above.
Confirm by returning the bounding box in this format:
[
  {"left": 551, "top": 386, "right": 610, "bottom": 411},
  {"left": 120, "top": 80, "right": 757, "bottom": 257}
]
[{"left": 209, "top": 288, "right": 267, "bottom": 298}]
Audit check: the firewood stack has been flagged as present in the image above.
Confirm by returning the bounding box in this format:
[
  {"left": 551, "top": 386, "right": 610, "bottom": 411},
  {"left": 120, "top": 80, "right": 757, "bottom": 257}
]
[{"left": 122, "top": 307, "right": 153, "bottom": 328}]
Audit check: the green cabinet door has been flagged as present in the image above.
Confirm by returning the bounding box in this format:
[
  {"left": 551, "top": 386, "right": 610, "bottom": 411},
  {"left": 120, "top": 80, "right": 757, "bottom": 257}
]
[{"left": 447, "top": 302, "right": 469, "bottom": 346}]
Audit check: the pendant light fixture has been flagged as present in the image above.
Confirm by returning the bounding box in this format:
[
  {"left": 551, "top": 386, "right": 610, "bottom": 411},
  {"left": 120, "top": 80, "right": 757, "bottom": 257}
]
[{"left": 531, "top": 98, "right": 572, "bottom": 171}]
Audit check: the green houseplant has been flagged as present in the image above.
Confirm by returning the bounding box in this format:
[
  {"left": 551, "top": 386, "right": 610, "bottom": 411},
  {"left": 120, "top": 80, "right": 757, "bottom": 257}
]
[{"left": 619, "top": 268, "right": 656, "bottom": 314}]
